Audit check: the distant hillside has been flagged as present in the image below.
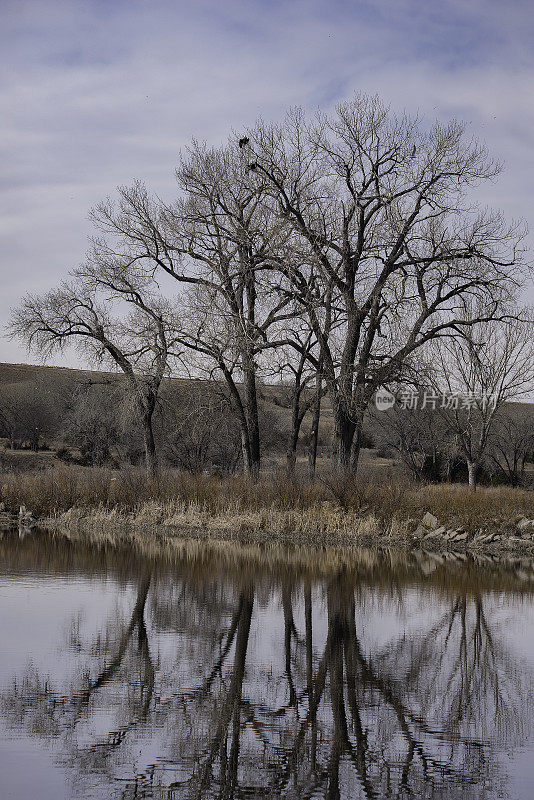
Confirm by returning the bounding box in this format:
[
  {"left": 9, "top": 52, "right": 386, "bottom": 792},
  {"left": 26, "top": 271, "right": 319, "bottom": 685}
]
[
  {"left": 1, "top": 360, "right": 531, "bottom": 421},
  {"left": 0, "top": 362, "right": 332, "bottom": 461},
  {"left": 0, "top": 361, "right": 114, "bottom": 386},
  {"left": 0, "top": 362, "right": 531, "bottom": 467},
  {"left": 0, "top": 362, "right": 212, "bottom": 390}
]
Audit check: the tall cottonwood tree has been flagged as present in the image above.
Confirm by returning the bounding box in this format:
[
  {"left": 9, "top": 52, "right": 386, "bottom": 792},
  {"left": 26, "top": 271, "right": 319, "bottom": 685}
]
[
  {"left": 243, "top": 95, "right": 527, "bottom": 469},
  {"left": 169, "top": 143, "right": 296, "bottom": 476},
  {"left": 10, "top": 263, "right": 176, "bottom": 477},
  {"left": 87, "top": 146, "right": 291, "bottom": 476}
]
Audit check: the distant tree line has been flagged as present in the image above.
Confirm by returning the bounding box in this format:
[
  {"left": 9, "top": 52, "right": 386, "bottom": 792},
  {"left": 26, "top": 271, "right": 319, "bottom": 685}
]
[
  {"left": 0, "top": 374, "right": 287, "bottom": 474},
  {"left": 372, "top": 400, "right": 534, "bottom": 489},
  {"left": 8, "top": 95, "right": 534, "bottom": 485}
]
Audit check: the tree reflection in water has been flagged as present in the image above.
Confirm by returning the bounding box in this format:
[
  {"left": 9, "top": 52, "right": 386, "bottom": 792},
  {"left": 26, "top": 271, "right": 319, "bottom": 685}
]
[{"left": 1, "top": 546, "right": 533, "bottom": 800}]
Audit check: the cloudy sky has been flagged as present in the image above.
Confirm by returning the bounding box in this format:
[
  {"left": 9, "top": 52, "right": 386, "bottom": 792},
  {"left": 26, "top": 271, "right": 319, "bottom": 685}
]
[{"left": 1, "top": 0, "right": 533, "bottom": 365}]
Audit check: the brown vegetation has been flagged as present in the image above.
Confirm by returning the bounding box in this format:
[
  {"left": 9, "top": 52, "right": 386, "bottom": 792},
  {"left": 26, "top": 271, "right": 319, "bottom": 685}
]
[{"left": 1, "top": 465, "right": 533, "bottom": 536}]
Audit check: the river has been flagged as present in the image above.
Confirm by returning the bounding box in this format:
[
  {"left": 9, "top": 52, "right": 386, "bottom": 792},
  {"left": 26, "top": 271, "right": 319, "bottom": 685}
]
[{"left": 2, "top": 529, "right": 534, "bottom": 799}]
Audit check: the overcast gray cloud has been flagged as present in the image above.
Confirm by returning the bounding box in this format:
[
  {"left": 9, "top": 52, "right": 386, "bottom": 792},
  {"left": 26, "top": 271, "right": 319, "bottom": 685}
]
[{"left": 1, "top": 0, "right": 533, "bottom": 364}]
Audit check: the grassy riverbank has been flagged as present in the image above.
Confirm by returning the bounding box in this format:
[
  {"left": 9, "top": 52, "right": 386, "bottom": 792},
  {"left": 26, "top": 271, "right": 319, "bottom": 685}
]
[{"left": 1, "top": 466, "right": 534, "bottom": 542}]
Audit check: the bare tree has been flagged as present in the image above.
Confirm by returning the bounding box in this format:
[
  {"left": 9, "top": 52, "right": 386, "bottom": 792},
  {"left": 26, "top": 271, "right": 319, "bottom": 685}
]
[
  {"left": 61, "top": 382, "right": 126, "bottom": 466},
  {"left": 0, "top": 380, "right": 59, "bottom": 451},
  {"left": 242, "top": 95, "right": 527, "bottom": 470},
  {"left": 372, "top": 403, "right": 454, "bottom": 482},
  {"left": 268, "top": 324, "right": 322, "bottom": 472},
  {"left": 488, "top": 406, "right": 534, "bottom": 487},
  {"left": 10, "top": 263, "right": 177, "bottom": 477},
  {"left": 429, "top": 311, "right": 534, "bottom": 489},
  {"left": 170, "top": 143, "right": 296, "bottom": 476},
  {"left": 163, "top": 382, "right": 242, "bottom": 473},
  {"left": 85, "top": 145, "right": 292, "bottom": 478}
]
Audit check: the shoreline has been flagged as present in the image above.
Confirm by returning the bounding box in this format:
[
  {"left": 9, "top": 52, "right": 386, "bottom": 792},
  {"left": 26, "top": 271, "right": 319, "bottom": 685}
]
[
  {"left": 5, "top": 509, "right": 534, "bottom": 593},
  {"left": 34, "top": 508, "right": 534, "bottom": 560},
  {"left": 2, "top": 467, "right": 534, "bottom": 554}
]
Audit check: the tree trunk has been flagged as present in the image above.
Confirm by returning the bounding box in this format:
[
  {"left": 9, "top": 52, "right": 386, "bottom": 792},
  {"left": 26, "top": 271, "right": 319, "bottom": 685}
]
[
  {"left": 308, "top": 373, "right": 322, "bottom": 476},
  {"left": 333, "top": 404, "right": 356, "bottom": 470},
  {"left": 286, "top": 447, "right": 297, "bottom": 473},
  {"left": 243, "top": 358, "right": 260, "bottom": 479},
  {"left": 220, "top": 365, "right": 254, "bottom": 477},
  {"left": 287, "top": 394, "right": 304, "bottom": 474},
  {"left": 141, "top": 412, "right": 158, "bottom": 479},
  {"left": 240, "top": 426, "right": 253, "bottom": 476},
  {"left": 221, "top": 370, "right": 255, "bottom": 477},
  {"left": 351, "top": 418, "right": 365, "bottom": 474},
  {"left": 467, "top": 459, "right": 478, "bottom": 491},
  {"left": 519, "top": 455, "right": 527, "bottom": 487}
]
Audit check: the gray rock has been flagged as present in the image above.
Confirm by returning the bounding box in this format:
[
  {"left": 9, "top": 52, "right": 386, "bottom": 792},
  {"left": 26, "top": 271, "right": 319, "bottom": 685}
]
[
  {"left": 433, "top": 526, "right": 447, "bottom": 537},
  {"left": 518, "top": 518, "right": 533, "bottom": 531},
  {"left": 422, "top": 512, "right": 439, "bottom": 529},
  {"left": 452, "top": 532, "right": 468, "bottom": 541}
]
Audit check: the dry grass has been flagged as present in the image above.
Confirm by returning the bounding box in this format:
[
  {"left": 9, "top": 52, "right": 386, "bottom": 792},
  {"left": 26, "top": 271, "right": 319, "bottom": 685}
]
[{"left": 1, "top": 465, "right": 533, "bottom": 536}]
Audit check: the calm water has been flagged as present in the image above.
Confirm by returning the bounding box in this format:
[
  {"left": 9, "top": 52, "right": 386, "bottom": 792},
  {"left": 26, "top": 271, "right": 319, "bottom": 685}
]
[{"left": 2, "top": 532, "right": 534, "bottom": 798}]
